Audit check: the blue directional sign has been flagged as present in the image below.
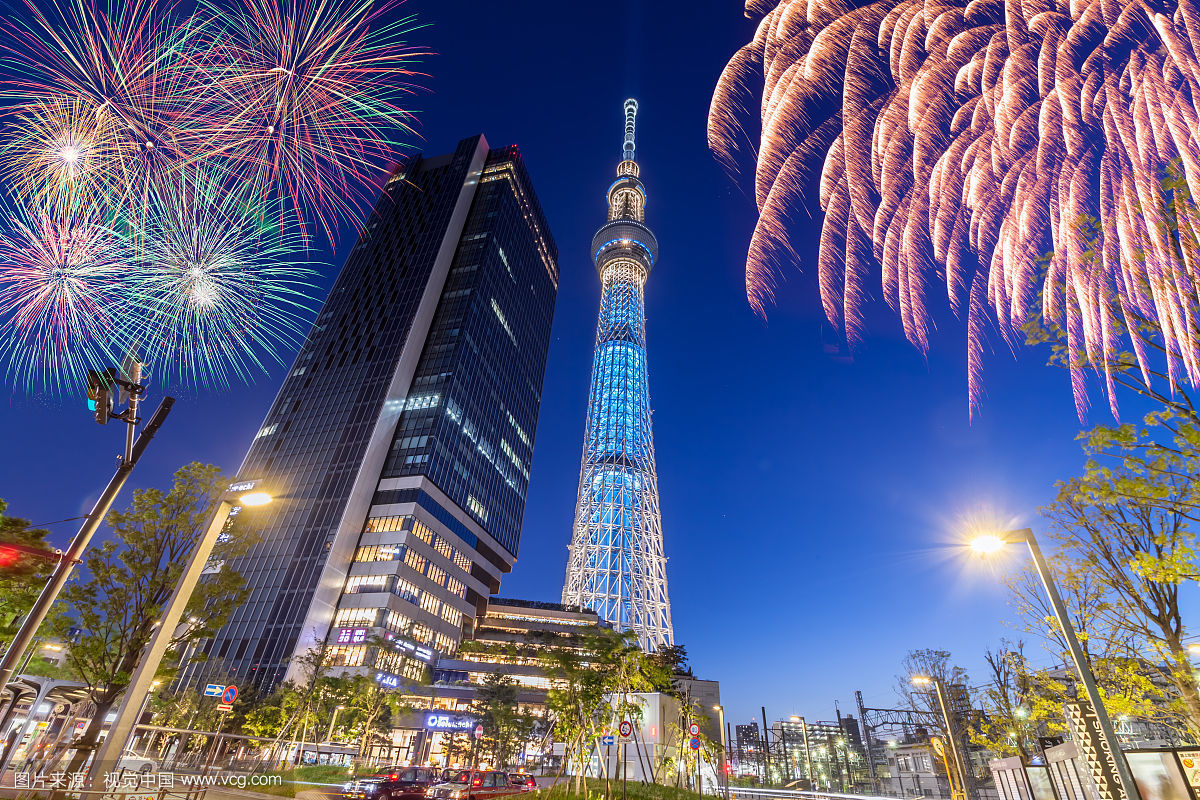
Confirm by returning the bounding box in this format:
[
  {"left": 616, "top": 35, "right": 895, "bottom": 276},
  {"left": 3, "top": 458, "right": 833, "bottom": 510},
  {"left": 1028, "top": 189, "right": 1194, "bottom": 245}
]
[
  {"left": 203, "top": 684, "right": 225, "bottom": 697},
  {"left": 601, "top": 735, "right": 615, "bottom": 747}
]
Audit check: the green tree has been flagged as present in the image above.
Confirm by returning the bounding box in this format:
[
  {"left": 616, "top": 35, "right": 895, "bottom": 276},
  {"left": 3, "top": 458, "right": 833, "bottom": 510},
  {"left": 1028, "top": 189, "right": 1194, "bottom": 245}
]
[
  {"left": 969, "top": 641, "right": 1056, "bottom": 759},
  {"left": 997, "top": 422, "right": 1200, "bottom": 740},
  {"left": 476, "top": 673, "right": 537, "bottom": 768},
  {"left": 0, "top": 500, "right": 55, "bottom": 641},
  {"left": 55, "top": 463, "right": 253, "bottom": 778},
  {"left": 543, "top": 627, "right": 666, "bottom": 790},
  {"left": 645, "top": 644, "right": 690, "bottom": 696}
]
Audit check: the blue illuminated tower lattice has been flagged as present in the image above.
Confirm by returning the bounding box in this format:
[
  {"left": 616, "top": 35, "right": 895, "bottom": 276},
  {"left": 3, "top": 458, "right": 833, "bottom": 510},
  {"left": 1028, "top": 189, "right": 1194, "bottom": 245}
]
[{"left": 562, "top": 99, "right": 673, "bottom": 651}]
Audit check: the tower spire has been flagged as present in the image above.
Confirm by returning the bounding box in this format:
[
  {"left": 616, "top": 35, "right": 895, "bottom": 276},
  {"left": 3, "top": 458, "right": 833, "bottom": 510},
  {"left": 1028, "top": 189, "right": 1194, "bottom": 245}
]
[
  {"left": 623, "top": 98, "right": 638, "bottom": 161},
  {"left": 563, "top": 100, "right": 673, "bottom": 652}
]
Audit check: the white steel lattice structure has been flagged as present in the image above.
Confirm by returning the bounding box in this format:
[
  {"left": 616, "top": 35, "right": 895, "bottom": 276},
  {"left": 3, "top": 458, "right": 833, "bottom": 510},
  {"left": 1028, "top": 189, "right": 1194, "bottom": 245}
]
[{"left": 562, "top": 99, "right": 673, "bottom": 651}]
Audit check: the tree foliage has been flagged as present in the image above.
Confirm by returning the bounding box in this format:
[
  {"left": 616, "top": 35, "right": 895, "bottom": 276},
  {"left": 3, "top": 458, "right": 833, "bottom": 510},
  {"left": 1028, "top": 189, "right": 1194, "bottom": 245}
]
[
  {"left": 53, "top": 463, "right": 252, "bottom": 776},
  {"left": 0, "top": 499, "right": 55, "bottom": 639},
  {"left": 543, "top": 628, "right": 668, "bottom": 792},
  {"left": 475, "top": 673, "right": 538, "bottom": 768}
]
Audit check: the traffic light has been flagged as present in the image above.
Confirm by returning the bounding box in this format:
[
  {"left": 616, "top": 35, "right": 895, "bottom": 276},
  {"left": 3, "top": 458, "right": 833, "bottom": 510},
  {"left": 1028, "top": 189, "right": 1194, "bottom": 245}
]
[{"left": 86, "top": 369, "right": 114, "bottom": 425}]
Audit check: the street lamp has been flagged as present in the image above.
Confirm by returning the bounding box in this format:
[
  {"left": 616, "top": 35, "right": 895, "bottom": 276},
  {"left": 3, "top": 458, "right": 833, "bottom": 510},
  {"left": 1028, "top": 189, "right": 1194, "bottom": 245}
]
[
  {"left": 912, "top": 676, "right": 968, "bottom": 800},
  {"left": 91, "top": 486, "right": 273, "bottom": 783},
  {"left": 970, "top": 528, "right": 1142, "bottom": 800},
  {"left": 713, "top": 705, "right": 730, "bottom": 800},
  {"left": 327, "top": 705, "right": 346, "bottom": 743}
]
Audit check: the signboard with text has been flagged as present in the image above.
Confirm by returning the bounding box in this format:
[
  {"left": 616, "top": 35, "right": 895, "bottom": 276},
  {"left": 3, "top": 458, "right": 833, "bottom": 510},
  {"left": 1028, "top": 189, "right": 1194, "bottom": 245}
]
[
  {"left": 424, "top": 713, "right": 478, "bottom": 732},
  {"left": 1064, "top": 700, "right": 1127, "bottom": 800},
  {"left": 1178, "top": 750, "right": 1200, "bottom": 790}
]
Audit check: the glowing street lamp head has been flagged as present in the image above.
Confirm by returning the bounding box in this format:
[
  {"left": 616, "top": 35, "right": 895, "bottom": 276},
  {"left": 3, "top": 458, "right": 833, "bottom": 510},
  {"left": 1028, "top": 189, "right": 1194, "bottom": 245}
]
[
  {"left": 970, "top": 534, "right": 1007, "bottom": 554},
  {"left": 911, "top": 675, "right": 931, "bottom": 686},
  {"left": 239, "top": 491, "right": 272, "bottom": 506}
]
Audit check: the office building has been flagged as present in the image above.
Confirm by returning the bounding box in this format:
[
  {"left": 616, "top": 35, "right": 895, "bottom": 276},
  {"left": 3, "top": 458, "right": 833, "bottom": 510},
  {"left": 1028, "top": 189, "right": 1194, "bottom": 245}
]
[{"left": 181, "top": 135, "right": 559, "bottom": 692}]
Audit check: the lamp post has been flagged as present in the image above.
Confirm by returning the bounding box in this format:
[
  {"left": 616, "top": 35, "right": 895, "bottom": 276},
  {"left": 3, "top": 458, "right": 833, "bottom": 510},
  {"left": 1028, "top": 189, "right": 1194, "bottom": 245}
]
[
  {"left": 971, "top": 528, "right": 1142, "bottom": 800},
  {"left": 912, "top": 676, "right": 968, "bottom": 800},
  {"left": 714, "top": 705, "right": 729, "bottom": 800},
  {"left": 90, "top": 486, "right": 272, "bottom": 784},
  {"left": 796, "top": 716, "right": 814, "bottom": 790},
  {"left": 0, "top": 394, "right": 173, "bottom": 696},
  {"left": 327, "top": 705, "right": 346, "bottom": 743}
]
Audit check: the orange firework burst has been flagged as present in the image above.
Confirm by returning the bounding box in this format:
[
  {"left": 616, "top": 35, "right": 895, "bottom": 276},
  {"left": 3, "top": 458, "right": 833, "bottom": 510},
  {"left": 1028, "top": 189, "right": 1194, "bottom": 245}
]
[
  {"left": 0, "top": 96, "right": 130, "bottom": 211},
  {"left": 711, "top": 0, "right": 1200, "bottom": 418}
]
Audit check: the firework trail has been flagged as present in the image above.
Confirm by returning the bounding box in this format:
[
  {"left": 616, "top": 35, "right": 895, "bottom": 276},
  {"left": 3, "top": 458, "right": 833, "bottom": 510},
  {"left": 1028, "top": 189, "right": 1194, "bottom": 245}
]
[
  {"left": 710, "top": 0, "right": 1200, "bottom": 417},
  {"left": 0, "top": 201, "right": 134, "bottom": 391},
  {"left": 0, "top": 0, "right": 424, "bottom": 395}
]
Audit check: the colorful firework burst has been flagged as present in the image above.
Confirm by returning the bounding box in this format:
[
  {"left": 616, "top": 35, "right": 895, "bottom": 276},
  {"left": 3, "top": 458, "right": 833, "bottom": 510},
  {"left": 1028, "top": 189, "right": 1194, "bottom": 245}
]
[
  {"left": 711, "top": 0, "right": 1200, "bottom": 418},
  {"left": 127, "top": 172, "right": 317, "bottom": 387},
  {"left": 0, "top": 202, "right": 134, "bottom": 391},
  {"left": 0, "top": 0, "right": 425, "bottom": 395},
  {"left": 0, "top": 0, "right": 204, "bottom": 215},
  {"left": 0, "top": 95, "right": 130, "bottom": 212},
  {"left": 191, "top": 0, "right": 426, "bottom": 241}
]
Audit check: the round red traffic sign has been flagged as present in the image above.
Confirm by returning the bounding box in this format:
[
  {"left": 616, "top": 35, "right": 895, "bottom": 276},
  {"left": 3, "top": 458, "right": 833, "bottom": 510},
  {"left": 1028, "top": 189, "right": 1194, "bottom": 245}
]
[
  {"left": 474, "top": 725, "right": 484, "bottom": 740},
  {"left": 688, "top": 723, "right": 700, "bottom": 736},
  {"left": 222, "top": 685, "right": 238, "bottom": 704},
  {"left": 618, "top": 720, "right": 633, "bottom": 738}
]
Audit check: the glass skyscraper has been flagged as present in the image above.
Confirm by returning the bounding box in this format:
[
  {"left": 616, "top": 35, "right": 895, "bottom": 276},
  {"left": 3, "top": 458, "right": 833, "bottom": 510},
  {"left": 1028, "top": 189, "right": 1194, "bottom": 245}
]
[
  {"left": 180, "top": 136, "right": 558, "bottom": 692},
  {"left": 561, "top": 100, "right": 673, "bottom": 651}
]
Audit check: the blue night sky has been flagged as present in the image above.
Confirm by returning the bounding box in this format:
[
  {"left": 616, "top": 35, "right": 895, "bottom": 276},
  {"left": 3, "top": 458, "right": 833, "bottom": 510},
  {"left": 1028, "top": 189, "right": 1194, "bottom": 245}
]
[{"left": 0, "top": 0, "right": 1162, "bottom": 729}]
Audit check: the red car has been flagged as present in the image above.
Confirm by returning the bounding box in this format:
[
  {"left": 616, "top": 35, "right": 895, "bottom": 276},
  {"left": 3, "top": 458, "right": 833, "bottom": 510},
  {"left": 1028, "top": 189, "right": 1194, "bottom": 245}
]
[{"left": 429, "top": 770, "right": 522, "bottom": 800}]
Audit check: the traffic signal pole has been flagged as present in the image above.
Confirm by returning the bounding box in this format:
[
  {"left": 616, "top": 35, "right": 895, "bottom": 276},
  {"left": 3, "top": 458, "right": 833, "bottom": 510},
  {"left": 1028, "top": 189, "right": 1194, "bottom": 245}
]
[{"left": 0, "top": 397, "right": 174, "bottom": 695}]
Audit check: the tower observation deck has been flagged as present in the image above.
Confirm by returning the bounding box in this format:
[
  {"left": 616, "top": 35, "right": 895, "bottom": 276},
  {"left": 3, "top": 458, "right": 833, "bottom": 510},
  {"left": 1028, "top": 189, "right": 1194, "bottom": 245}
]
[{"left": 561, "top": 99, "right": 673, "bottom": 651}]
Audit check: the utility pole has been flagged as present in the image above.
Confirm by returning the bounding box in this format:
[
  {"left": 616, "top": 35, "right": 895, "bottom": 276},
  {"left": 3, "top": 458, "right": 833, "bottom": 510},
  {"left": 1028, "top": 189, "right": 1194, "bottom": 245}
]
[
  {"left": 761, "top": 707, "right": 772, "bottom": 785},
  {"left": 0, "top": 364, "right": 170, "bottom": 694}
]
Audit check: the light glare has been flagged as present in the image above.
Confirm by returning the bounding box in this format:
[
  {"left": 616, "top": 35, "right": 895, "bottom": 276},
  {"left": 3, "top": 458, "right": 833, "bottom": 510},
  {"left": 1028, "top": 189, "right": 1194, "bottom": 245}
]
[
  {"left": 239, "top": 491, "right": 272, "bottom": 506},
  {"left": 970, "top": 534, "right": 1006, "bottom": 554}
]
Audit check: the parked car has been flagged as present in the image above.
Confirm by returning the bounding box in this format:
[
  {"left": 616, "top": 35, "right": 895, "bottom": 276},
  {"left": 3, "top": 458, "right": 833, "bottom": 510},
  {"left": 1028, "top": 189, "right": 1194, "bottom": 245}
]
[
  {"left": 508, "top": 774, "right": 537, "bottom": 792},
  {"left": 429, "top": 770, "right": 521, "bottom": 800},
  {"left": 386, "top": 767, "right": 444, "bottom": 799},
  {"left": 343, "top": 766, "right": 409, "bottom": 799}
]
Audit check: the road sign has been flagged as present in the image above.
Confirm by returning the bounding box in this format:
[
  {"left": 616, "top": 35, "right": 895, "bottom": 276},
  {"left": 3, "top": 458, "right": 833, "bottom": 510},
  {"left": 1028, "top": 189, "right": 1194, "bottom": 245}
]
[
  {"left": 688, "top": 723, "right": 700, "bottom": 736},
  {"left": 203, "top": 683, "right": 225, "bottom": 697},
  {"left": 601, "top": 735, "right": 615, "bottom": 747},
  {"left": 474, "top": 724, "right": 484, "bottom": 741},
  {"left": 216, "top": 703, "right": 233, "bottom": 713},
  {"left": 222, "top": 685, "right": 238, "bottom": 704},
  {"left": 689, "top": 737, "right": 701, "bottom": 751},
  {"left": 618, "top": 720, "right": 633, "bottom": 739}
]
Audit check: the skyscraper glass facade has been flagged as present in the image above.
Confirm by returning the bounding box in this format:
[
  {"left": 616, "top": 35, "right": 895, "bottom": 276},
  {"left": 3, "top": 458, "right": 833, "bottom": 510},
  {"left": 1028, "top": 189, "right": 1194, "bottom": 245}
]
[
  {"left": 382, "top": 149, "right": 557, "bottom": 558},
  {"left": 181, "top": 136, "right": 558, "bottom": 692}
]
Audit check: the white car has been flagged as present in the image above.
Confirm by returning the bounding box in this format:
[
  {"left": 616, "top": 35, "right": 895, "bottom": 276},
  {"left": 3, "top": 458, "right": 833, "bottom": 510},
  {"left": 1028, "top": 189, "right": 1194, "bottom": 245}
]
[{"left": 115, "top": 751, "right": 157, "bottom": 774}]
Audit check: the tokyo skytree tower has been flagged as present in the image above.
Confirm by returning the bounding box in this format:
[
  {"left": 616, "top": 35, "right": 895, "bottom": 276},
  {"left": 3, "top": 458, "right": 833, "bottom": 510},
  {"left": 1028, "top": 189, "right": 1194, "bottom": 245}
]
[{"left": 562, "top": 99, "right": 673, "bottom": 651}]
